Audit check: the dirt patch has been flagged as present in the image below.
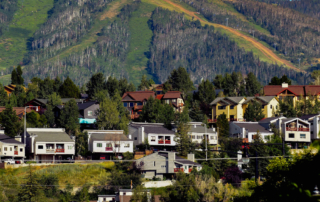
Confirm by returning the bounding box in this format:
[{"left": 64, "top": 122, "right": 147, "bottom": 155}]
[
  {"left": 100, "top": 0, "right": 127, "bottom": 20},
  {"left": 132, "top": 66, "right": 147, "bottom": 71},
  {"left": 162, "top": 0, "right": 304, "bottom": 73}
]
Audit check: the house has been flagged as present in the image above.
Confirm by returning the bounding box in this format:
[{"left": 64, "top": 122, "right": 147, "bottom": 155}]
[
  {"left": 299, "top": 114, "right": 320, "bottom": 141},
  {"left": 87, "top": 130, "right": 133, "bottom": 160},
  {"left": 129, "top": 123, "right": 176, "bottom": 150},
  {"left": 77, "top": 101, "right": 99, "bottom": 126},
  {"left": 229, "top": 122, "right": 274, "bottom": 143},
  {"left": 0, "top": 130, "right": 25, "bottom": 162},
  {"left": 264, "top": 83, "right": 320, "bottom": 106},
  {"left": 210, "top": 97, "right": 246, "bottom": 122},
  {"left": 0, "top": 107, "right": 32, "bottom": 119},
  {"left": 188, "top": 124, "right": 218, "bottom": 145},
  {"left": 136, "top": 151, "right": 202, "bottom": 179},
  {"left": 97, "top": 195, "right": 117, "bottom": 202},
  {"left": 23, "top": 128, "right": 75, "bottom": 163},
  {"left": 162, "top": 91, "right": 184, "bottom": 112},
  {"left": 148, "top": 84, "right": 164, "bottom": 95},
  {"left": 122, "top": 91, "right": 155, "bottom": 119},
  {"left": 97, "top": 189, "right": 159, "bottom": 202},
  {"left": 242, "top": 96, "right": 279, "bottom": 118},
  {"left": 24, "top": 98, "right": 84, "bottom": 114},
  {"left": 4, "top": 84, "right": 27, "bottom": 96}
]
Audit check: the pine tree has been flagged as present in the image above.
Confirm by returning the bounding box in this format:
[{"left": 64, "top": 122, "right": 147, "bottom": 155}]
[
  {"left": 86, "top": 73, "right": 106, "bottom": 98},
  {"left": 96, "top": 98, "right": 119, "bottom": 130},
  {"left": 106, "top": 77, "right": 119, "bottom": 98},
  {"left": 244, "top": 100, "right": 265, "bottom": 122},
  {"left": 44, "top": 105, "right": 55, "bottom": 127},
  {"left": 59, "top": 100, "right": 80, "bottom": 135},
  {"left": 0, "top": 105, "right": 21, "bottom": 137},
  {"left": 0, "top": 83, "right": 8, "bottom": 106},
  {"left": 53, "top": 76, "right": 63, "bottom": 93},
  {"left": 246, "top": 72, "right": 261, "bottom": 96},
  {"left": 11, "top": 68, "right": 18, "bottom": 85},
  {"left": 59, "top": 76, "right": 80, "bottom": 98},
  {"left": 47, "top": 92, "right": 62, "bottom": 106},
  {"left": 216, "top": 113, "right": 229, "bottom": 138},
  {"left": 18, "top": 166, "right": 44, "bottom": 202},
  {"left": 167, "top": 67, "right": 195, "bottom": 95},
  {"left": 16, "top": 65, "right": 24, "bottom": 85},
  {"left": 197, "top": 79, "right": 215, "bottom": 105},
  {"left": 138, "top": 74, "right": 151, "bottom": 90}
]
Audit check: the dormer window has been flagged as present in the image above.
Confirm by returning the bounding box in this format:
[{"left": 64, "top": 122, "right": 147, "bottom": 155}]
[{"left": 230, "top": 105, "right": 235, "bottom": 109}]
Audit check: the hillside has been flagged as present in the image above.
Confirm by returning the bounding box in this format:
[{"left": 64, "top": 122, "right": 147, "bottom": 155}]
[{"left": 0, "top": 0, "right": 318, "bottom": 86}]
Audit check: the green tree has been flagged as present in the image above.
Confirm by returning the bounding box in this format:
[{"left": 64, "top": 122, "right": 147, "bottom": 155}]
[
  {"left": 16, "top": 65, "right": 24, "bottom": 85},
  {"left": 167, "top": 67, "right": 195, "bottom": 95},
  {"left": 59, "top": 76, "right": 80, "bottom": 98},
  {"left": 269, "top": 75, "right": 292, "bottom": 85},
  {"left": 112, "top": 91, "right": 130, "bottom": 134},
  {"left": 189, "top": 101, "right": 205, "bottom": 122},
  {"left": 47, "top": 92, "right": 62, "bottom": 106},
  {"left": 13, "top": 85, "right": 26, "bottom": 107},
  {"left": 213, "top": 75, "right": 225, "bottom": 89},
  {"left": 76, "top": 132, "right": 89, "bottom": 156},
  {"left": 86, "top": 72, "right": 106, "bottom": 98},
  {"left": 11, "top": 68, "right": 18, "bottom": 85},
  {"left": 92, "top": 90, "right": 109, "bottom": 103},
  {"left": 44, "top": 105, "right": 55, "bottom": 127},
  {"left": 139, "top": 96, "right": 161, "bottom": 123},
  {"left": 96, "top": 98, "right": 119, "bottom": 130},
  {"left": 216, "top": 113, "right": 229, "bottom": 138},
  {"left": 59, "top": 100, "right": 80, "bottom": 135},
  {"left": 0, "top": 105, "right": 21, "bottom": 137},
  {"left": 245, "top": 72, "right": 261, "bottom": 96},
  {"left": 9, "top": 93, "right": 17, "bottom": 107},
  {"left": 244, "top": 100, "right": 265, "bottom": 122},
  {"left": 53, "top": 76, "right": 63, "bottom": 93},
  {"left": 0, "top": 83, "right": 9, "bottom": 106},
  {"left": 278, "top": 97, "right": 297, "bottom": 117},
  {"left": 106, "top": 77, "right": 119, "bottom": 98},
  {"left": 196, "top": 79, "right": 215, "bottom": 104},
  {"left": 138, "top": 74, "right": 152, "bottom": 90},
  {"left": 119, "top": 77, "right": 135, "bottom": 96},
  {"left": 18, "top": 166, "right": 43, "bottom": 202},
  {"left": 37, "top": 174, "right": 59, "bottom": 198},
  {"left": 131, "top": 185, "right": 150, "bottom": 202}
]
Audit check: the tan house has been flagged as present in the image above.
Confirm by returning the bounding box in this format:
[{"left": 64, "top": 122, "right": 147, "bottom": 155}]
[{"left": 242, "top": 96, "right": 279, "bottom": 118}]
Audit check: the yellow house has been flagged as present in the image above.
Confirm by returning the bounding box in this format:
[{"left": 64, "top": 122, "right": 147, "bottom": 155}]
[
  {"left": 4, "top": 84, "right": 27, "bottom": 97},
  {"left": 210, "top": 96, "right": 279, "bottom": 123},
  {"left": 242, "top": 96, "right": 279, "bottom": 118},
  {"left": 210, "top": 97, "right": 246, "bottom": 122}
]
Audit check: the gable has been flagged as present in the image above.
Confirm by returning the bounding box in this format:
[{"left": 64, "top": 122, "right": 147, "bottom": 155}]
[{"left": 122, "top": 95, "right": 134, "bottom": 101}]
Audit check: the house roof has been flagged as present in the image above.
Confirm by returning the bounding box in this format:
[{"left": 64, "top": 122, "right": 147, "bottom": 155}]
[
  {"left": 27, "top": 98, "right": 83, "bottom": 106},
  {"left": 142, "top": 125, "right": 175, "bottom": 135},
  {"left": 156, "top": 94, "right": 164, "bottom": 100},
  {"left": 299, "top": 114, "right": 318, "bottom": 121},
  {"left": 27, "top": 129, "right": 74, "bottom": 143},
  {"left": 243, "top": 96, "right": 276, "bottom": 104},
  {"left": 4, "top": 84, "right": 27, "bottom": 93},
  {"left": 0, "top": 134, "right": 24, "bottom": 144},
  {"left": 157, "top": 152, "right": 201, "bottom": 166},
  {"left": 258, "top": 117, "right": 285, "bottom": 123},
  {"left": 0, "top": 107, "right": 32, "bottom": 119},
  {"left": 281, "top": 118, "right": 309, "bottom": 124},
  {"left": 189, "top": 125, "right": 216, "bottom": 134},
  {"left": 263, "top": 85, "right": 320, "bottom": 96},
  {"left": 90, "top": 133, "right": 132, "bottom": 141},
  {"left": 122, "top": 91, "right": 155, "bottom": 102},
  {"left": 77, "top": 101, "right": 98, "bottom": 110},
  {"left": 163, "top": 91, "right": 182, "bottom": 99},
  {"left": 210, "top": 97, "right": 245, "bottom": 105},
  {"left": 232, "top": 122, "right": 272, "bottom": 133}
]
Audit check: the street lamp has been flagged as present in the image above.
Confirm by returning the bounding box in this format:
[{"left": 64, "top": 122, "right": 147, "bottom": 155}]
[{"left": 24, "top": 106, "right": 38, "bottom": 145}]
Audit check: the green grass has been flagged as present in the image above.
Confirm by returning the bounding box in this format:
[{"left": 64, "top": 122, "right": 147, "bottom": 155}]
[
  {"left": 125, "top": 2, "right": 157, "bottom": 85},
  {"left": 0, "top": 0, "right": 54, "bottom": 69},
  {"left": 0, "top": 74, "right": 11, "bottom": 85}
]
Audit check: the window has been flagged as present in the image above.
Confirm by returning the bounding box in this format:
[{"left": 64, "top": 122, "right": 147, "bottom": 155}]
[
  {"left": 68, "top": 146, "right": 72, "bottom": 149},
  {"left": 218, "top": 106, "right": 226, "bottom": 110},
  {"left": 210, "top": 136, "right": 214, "bottom": 140},
  {"left": 97, "top": 143, "right": 102, "bottom": 147},
  {"left": 300, "top": 134, "right": 306, "bottom": 139},
  {"left": 197, "top": 135, "right": 202, "bottom": 139},
  {"left": 151, "top": 136, "right": 156, "bottom": 142},
  {"left": 154, "top": 161, "right": 156, "bottom": 167},
  {"left": 230, "top": 105, "right": 235, "bottom": 109},
  {"left": 38, "top": 145, "right": 43, "bottom": 149},
  {"left": 161, "top": 165, "right": 166, "bottom": 168},
  {"left": 264, "top": 136, "right": 270, "bottom": 141},
  {"left": 115, "top": 144, "right": 120, "bottom": 147},
  {"left": 192, "top": 135, "right": 195, "bottom": 139},
  {"left": 289, "top": 133, "right": 295, "bottom": 138},
  {"left": 20, "top": 148, "right": 23, "bottom": 152},
  {"left": 137, "top": 102, "right": 143, "bottom": 106},
  {"left": 130, "top": 102, "right": 134, "bottom": 107},
  {"left": 276, "top": 106, "right": 278, "bottom": 110},
  {"left": 270, "top": 105, "right": 272, "bottom": 109},
  {"left": 172, "top": 99, "right": 176, "bottom": 102},
  {"left": 124, "top": 144, "right": 130, "bottom": 148},
  {"left": 10, "top": 147, "right": 12, "bottom": 151},
  {"left": 4, "top": 147, "right": 7, "bottom": 151},
  {"left": 134, "top": 137, "right": 137, "bottom": 140},
  {"left": 123, "top": 102, "right": 128, "bottom": 107},
  {"left": 106, "top": 143, "right": 112, "bottom": 147},
  {"left": 87, "top": 111, "right": 93, "bottom": 116}
]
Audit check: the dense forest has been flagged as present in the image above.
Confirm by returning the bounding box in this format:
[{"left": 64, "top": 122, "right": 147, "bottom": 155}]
[
  {"left": 148, "top": 8, "right": 309, "bottom": 85},
  {"left": 0, "top": 0, "right": 18, "bottom": 36}
]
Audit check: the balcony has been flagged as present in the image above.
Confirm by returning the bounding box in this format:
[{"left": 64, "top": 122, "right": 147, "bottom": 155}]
[
  {"left": 56, "top": 149, "right": 64, "bottom": 153},
  {"left": 286, "top": 127, "right": 297, "bottom": 131},
  {"left": 130, "top": 114, "right": 140, "bottom": 119},
  {"left": 14, "top": 151, "right": 18, "bottom": 155},
  {"left": 174, "top": 168, "right": 184, "bottom": 172},
  {"left": 188, "top": 168, "right": 193, "bottom": 173},
  {"left": 165, "top": 140, "right": 171, "bottom": 144},
  {"left": 106, "top": 147, "right": 113, "bottom": 151},
  {"left": 298, "top": 128, "right": 309, "bottom": 131},
  {"left": 158, "top": 140, "right": 164, "bottom": 144},
  {"left": 46, "top": 149, "right": 55, "bottom": 153}
]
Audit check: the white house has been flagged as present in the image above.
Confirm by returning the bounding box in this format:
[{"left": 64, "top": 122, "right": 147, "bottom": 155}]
[
  {"left": 0, "top": 130, "right": 25, "bottom": 162},
  {"left": 300, "top": 114, "right": 320, "bottom": 141},
  {"left": 188, "top": 124, "right": 218, "bottom": 145},
  {"left": 87, "top": 130, "right": 133, "bottom": 160},
  {"left": 129, "top": 123, "right": 176, "bottom": 150},
  {"left": 24, "top": 128, "right": 75, "bottom": 163}
]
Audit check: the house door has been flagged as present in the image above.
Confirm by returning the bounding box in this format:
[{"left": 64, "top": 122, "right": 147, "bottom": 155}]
[{"left": 230, "top": 115, "right": 235, "bottom": 121}]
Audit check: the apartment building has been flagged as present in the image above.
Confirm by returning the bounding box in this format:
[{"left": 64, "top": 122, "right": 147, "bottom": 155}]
[{"left": 0, "top": 130, "right": 25, "bottom": 162}]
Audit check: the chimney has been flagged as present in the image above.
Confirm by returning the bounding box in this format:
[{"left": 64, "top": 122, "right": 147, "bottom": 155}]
[
  {"left": 187, "top": 153, "right": 195, "bottom": 162},
  {"left": 281, "top": 83, "right": 288, "bottom": 88},
  {"left": 194, "top": 125, "right": 196, "bottom": 128},
  {"left": 128, "top": 134, "right": 132, "bottom": 139},
  {"left": 15, "top": 136, "right": 22, "bottom": 142}
]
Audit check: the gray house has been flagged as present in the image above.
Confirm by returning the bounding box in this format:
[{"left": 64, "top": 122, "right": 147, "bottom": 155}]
[
  {"left": 136, "top": 151, "right": 202, "bottom": 179},
  {"left": 77, "top": 101, "right": 99, "bottom": 125}
]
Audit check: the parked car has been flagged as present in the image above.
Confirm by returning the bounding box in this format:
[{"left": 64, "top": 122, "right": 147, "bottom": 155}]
[{"left": 3, "top": 159, "right": 15, "bottom": 164}]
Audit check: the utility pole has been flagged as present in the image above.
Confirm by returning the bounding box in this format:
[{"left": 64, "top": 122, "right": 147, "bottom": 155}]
[
  {"left": 226, "top": 18, "right": 229, "bottom": 27},
  {"left": 255, "top": 151, "right": 259, "bottom": 182}
]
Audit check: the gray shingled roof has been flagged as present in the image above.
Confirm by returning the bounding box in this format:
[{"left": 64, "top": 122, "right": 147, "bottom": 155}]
[
  {"left": 77, "top": 101, "right": 98, "bottom": 110},
  {"left": 189, "top": 125, "right": 216, "bottom": 134},
  {"left": 0, "top": 134, "right": 24, "bottom": 144},
  {"left": 299, "top": 114, "right": 318, "bottom": 120},
  {"left": 130, "top": 124, "right": 175, "bottom": 135},
  {"left": 158, "top": 152, "right": 201, "bottom": 166},
  {"left": 232, "top": 122, "right": 271, "bottom": 133},
  {"left": 35, "top": 98, "right": 83, "bottom": 105},
  {"left": 90, "top": 133, "right": 132, "bottom": 141},
  {"left": 210, "top": 97, "right": 245, "bottom": 105},
  {"left": 29, "top": 131, "right": 74, "bottom": 143},
  {"left": 258, "top": 117, "right": 285, "bottom": 123},
  {"left": 242, "top": 96, "right": 276, "bottom": 104}
]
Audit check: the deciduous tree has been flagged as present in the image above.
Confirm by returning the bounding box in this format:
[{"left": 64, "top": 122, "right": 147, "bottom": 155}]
[{"left": 59, "top": 100, "right": 80, "bottom": 135}]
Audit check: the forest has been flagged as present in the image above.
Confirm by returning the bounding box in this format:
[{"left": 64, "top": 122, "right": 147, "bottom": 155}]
[{"left": 0, "top": 0, "right": 18, "bottom": 36}]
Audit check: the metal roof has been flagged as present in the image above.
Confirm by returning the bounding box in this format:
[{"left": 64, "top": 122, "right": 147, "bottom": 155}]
[
  {"left": 90, "top": 133, "right": 132, "bottom": 141},
  {"left": 28, "top": 131, "right": 75, "bottom": 143},
  {"left": 189, "top": 125, "right": 216, "bottom": 134},
  {"left": 0, "top": 134, "right": 24, "bottom": 145},
  {"left": 232, "top": 122, "right": 272, "bottom": 133}
]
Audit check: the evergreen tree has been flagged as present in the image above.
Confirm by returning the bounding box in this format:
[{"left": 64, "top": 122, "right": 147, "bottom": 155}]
[
  {"left": 11, "top": 68, "right": 18, "bottom": 85},
  {"left": 47, "top": 92, "right": 62, "bottom": 106},
  {"left": 119, "top": 78, "right": 135, "bottom": 96},
  {"left": 245, "top": 72, "right": 261, "bottom": 96},
  {"left": 269, "top": 75, "right": 292, "bottom": 85},
  {"left": 86, "top": 73, "right": 106, "bottom": 98},
  {"left": 59, "top": 100, "right": 80, "bottom": 135},
  {"left": 244, "top": 100, "right": 265, "bottom": 122},
  {"left": 53, "top": 76, "right": 63, "bottom": 92},
  {"left": 106, "top": 77, "right": 119, "bottom": 98},
  {"left": 59, "top": 77, "right": 80, "bottom": 98},
  {"left": 92, "top": 90, "right": 109, "bottom": 103},
  {"left": 278, "top": 97, "right": 297, "bottom": 117},
  {"left": 138, "top": 74, "right": 151, "bottom": 90},
  {"left": 16, "top": 65, "right": 24, "bottom": 85},
  {"left": 25, "top": 91, "right": 34, "bottom": 103},
  {"left": 213, "top": 75, "right": 225, "bottom": 89},
  {"left": 96, "top": 98, "right": 119, "bottom": 130},
  {"left": 189, "top": 101, "right": 205, "bottom": 122},
  {"left": 18, "top": 166, "right": 43, "bottom": 202},
  {"left": 112, "top": 91, "right": 130, "bottom": 134},
  {"left": 9, "top": 93, "right": 17, "bottom": 107},
  {"left": 167, "top": 67, "right": 195, "bottom": 95},
  {"left": 0, "top": 84, "right": 8, "bottom": 106},
  {"left": 216, "top": 113, "right": 229, "bottom": 138},
  {"left": 0, "top": 105, "right": 21, "bottom": 137},
  {"left": 13, "top": 85, "right": 26, "bottom": 107},
  {"left": 44, "top": 105, "right": 55, "bottom": 127},
  {"left": 76, "top": 132, "right": 88, "bottom": 156},
  {"left": 139, "top": 96, "right": 161, "bottom": 123},
  {"left": 196, "top": 79, "right": 215, "bottom": 105}
]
